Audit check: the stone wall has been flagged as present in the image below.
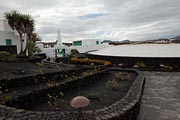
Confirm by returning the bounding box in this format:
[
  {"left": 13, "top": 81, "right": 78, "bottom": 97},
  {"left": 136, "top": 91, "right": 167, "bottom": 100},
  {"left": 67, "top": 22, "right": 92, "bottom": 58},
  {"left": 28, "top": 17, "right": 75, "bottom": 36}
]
[
  {"left": 5, "top": 69, "right": 108, "bottom": 109},
  {"left": 0, "top": 45, "right": 17, "bottom": 54},
  {"left": 87, "top": 54, "right": 180, "bottom": 67},
  {"left": 0, "top": 67, "right": 86, "bottom": 91}
]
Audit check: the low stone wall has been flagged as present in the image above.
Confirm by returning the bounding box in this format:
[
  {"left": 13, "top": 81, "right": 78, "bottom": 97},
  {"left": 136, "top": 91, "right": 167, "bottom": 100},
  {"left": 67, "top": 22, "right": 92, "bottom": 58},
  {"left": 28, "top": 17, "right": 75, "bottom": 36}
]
[
  {"left": 5, "top": 69, "right": 108, "bottom": 109},
  {"left": 87, "top": 54, "right": 180, "bottom": 68},
  {"left": 55, "top": 57, "right": 70, "bottom": 63},
  {"left": 0, "top": 45, "right": 17, "bottom": 54},
  {"left": 88, "top": 69, "right": 145, "bottom": 120},
  {"left": 0, "top": 67, "right": 86, "bottom": 91},
  {"left": 0, "top": 68, "right": 145, "bottom": 120}
]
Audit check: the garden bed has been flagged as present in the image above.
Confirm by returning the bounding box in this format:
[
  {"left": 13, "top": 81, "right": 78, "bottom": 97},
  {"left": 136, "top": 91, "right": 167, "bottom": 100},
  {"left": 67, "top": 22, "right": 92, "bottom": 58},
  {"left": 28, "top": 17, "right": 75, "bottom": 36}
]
[
  {"left": 23, "top": 70, "right": 137, "bottom": 111},
  {"left": 0, "top": 67, "right": 145, "bottom": 120}
]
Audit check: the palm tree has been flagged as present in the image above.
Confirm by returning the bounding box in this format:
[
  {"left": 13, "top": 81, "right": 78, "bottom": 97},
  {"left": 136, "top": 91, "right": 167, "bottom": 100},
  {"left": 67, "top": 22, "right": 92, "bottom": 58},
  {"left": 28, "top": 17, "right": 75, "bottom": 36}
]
[
  {"left": 5, "top": 10, "right": 39, "bottom": 57},
  {"left": 22, "top": 15, "right": 35, "bottom": 55},
  {"left": 4, "top": 10, "right": 25, "bottom": 55},
  {"left": 31, "top": 33, "right": 41, "bottom": 42},
  {"left": 27, "top": 33, "right": 41, "bottom": 56}
]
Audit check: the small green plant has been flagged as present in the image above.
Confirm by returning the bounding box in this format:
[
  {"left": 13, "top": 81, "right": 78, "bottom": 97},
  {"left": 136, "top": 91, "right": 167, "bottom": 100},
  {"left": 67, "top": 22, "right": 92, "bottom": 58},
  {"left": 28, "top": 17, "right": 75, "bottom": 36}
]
[
  {"left": 81, "top": 71, "right": 94, "bottom": 77},
  {"left": 27, "top": 41, "right": 41, "bottom": 57},
  {"left": 135, "top": 62, "right": 146, "bottom": 68},
  {"left": 68, "top": 75, "right": 76, "bottom": 80},
  {"left": 56, "top": 65, "right": 62, "bottom": 71},
  {"left": 115, "top": 72, "right": 123, "bottom": 80},
  {"left": 0, "top": 51, "right": 17, "bottom": 62},
  {"left": 115, "top": 72, "right": 130, "bottom": 81},
  {"left": 94, "top": 67, "right": 100, "bottom": 72},
  {"left": 70, "top": 49, "right": 79, "bottom": 57},
  {"left": 36, "top": 62, "right": 44, "bottom": 67},
  {"left": 71, "top": 57, "right": 111, "bottom": 65},
  {"left": 106, "top": 79, "right": 119, "bottom": 90},
  {"left": 160, "top": 64, "right": 173, "bottom": 70},
  {"left": 82, "top": 71, "right": 89, "bottom": 77},
  {"left": 47, "top": 82, "right": 58, "bottom": 87},
  {"left": 64, "top": 74, "right": 69, "bottom": 79},
  {"left": 47, "top": 92, "right": 64, "bottom": 110},
  {"left": 31, "top": 68, "right": 43, "bottom": 75},
  {"left": 164, "top": 65, "right": 173, "bottom": 70},
  {"left": 0, "top": 86, "right": 12, "bottom": 104}
]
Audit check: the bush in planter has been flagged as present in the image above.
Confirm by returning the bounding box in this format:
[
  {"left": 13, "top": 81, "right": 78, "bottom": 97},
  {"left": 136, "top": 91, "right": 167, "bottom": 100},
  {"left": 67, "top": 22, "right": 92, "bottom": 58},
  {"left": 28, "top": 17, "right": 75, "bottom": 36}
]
[
  {"left": 106, "top": 79, "right": 119, "bottom": 90},
  {"left": 134, "top": 61, "right": 146, "bottom": 68},
  {"left": 0, "top": 51, "right": 17, "bottom": 62},
  {"left": 70, "top": 49, "right": 79, "bottom": 57},
  {"left": 70, "top": 57, "right": 112, "bottom": 66},
  {"left": 47, "top": 92, "right": 64, "bottom": 110},
  {"left": 160, "top": 64, "right": 173, "bottom": 70},
  {"left": 0, "top": 86, "right": 12, "bottom": 104}
]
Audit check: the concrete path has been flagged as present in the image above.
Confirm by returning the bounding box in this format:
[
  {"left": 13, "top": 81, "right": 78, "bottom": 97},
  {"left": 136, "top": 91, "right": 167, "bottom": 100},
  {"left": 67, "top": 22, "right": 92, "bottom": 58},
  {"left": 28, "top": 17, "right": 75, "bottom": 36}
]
[{"left": 137, "top": 72, "right": 180, "bottom": 120}]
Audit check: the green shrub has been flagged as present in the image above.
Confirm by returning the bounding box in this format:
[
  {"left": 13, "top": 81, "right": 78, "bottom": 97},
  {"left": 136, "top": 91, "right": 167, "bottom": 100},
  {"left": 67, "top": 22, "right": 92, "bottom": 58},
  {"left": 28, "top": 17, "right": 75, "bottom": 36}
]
[
  {"left": 27, "top": 42, "right": 41, "bottom": 57},
  {"left": 36, "top": 62, "right": 44, "bottom": 67},
  {"left": 135, "top": 61, "right": 146, "bottom": 68},
  {"left": 0, "top": 51, "right": 10, "bottom": 61},
  {"left": 47, "top": 92, "right": 64, "bottom": 110},
  {"left": 31, "top": 68, "right": 43, "bottom": 75},
  {"left": 0, "top": 51, "right": 17, "bottom": 62},
  {"left": 70, "top": 49, "right": 79, "bottom": 57},
  {"left": 160, "top": 64, "right": 173, "bottom": 70},
  {"left": 7, "top": 54, "right": 17, "bottom": 62},
  {"left": 106, "top": 79, "right": 119, "bottom": 90},
  {"left": 71, "top": 57, "right": 112, "bottom": 66}
]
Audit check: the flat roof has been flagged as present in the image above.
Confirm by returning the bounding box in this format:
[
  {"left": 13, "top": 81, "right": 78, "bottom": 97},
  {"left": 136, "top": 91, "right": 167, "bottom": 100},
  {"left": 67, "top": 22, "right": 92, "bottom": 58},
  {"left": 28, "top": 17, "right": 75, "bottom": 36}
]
[{"left": 88, "top": 44, "right": 180, "bottom": 58}]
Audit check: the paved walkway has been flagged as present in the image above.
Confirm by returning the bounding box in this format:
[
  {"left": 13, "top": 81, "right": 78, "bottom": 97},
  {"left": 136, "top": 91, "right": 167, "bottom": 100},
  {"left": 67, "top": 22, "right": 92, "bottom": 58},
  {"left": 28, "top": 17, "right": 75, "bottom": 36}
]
[{"left": 138, "top": 72, "right": 180, "bottom": 120}]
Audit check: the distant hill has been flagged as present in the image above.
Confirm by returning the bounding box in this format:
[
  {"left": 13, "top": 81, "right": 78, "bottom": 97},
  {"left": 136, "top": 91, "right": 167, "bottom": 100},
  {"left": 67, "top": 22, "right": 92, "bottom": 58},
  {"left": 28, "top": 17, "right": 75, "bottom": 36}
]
[
  {"left": 173, "top": 36, "right": 180, "bottom": 40},
  {"left": 101, "top": 40, "right": 112, "bottom": 44},
  {"left": 171, "top": 35, "right": 180, "bottom": 43}
]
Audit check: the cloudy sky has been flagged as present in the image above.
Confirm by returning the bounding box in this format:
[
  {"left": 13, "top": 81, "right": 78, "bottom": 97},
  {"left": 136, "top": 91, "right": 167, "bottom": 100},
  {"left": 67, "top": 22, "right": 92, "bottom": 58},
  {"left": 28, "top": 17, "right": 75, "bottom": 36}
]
[{"left": 0, "top": 0, "right": 180, "bottom": 42}]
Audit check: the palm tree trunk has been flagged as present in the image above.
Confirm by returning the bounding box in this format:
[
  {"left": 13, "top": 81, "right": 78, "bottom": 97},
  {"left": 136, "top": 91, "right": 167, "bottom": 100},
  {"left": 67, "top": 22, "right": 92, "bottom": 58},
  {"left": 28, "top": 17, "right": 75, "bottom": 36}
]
[
  {"left": 19, "top": 33, "right": 24, "bottom": 56},
  {"left": 22, "top": 34, "right": 29, "bottom": 56},
  {"left": 22, "top": 46, "right": 27, "bottom": 57}
]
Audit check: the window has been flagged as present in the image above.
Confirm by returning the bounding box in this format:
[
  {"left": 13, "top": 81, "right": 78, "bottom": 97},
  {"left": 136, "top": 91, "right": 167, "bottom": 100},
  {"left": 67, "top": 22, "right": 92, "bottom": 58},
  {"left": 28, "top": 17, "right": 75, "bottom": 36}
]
[
  {"left": 96, "top": 41, "right": 99, "bottom": 45},
  {"left": 6, "top": 39, "right": 12, "bottom": 45},
  {"left": 73, "top": 41, "right": 82, "bottom": 46},
  {"left": 51, "top": 44, "right": 54, "bottom": 48},
  {"left": 55, "top": 49, "right": 65, "bottom": 57},
  {"left": 44, "top": 44, "right": 49, "bottom": 48}
]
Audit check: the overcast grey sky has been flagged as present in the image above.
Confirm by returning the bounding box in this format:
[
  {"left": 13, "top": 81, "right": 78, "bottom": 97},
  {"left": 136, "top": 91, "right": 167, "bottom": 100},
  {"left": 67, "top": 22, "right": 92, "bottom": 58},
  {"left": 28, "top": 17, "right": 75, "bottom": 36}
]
[{"left": 0, "top": 0, "right": 180, "bottom": 42}]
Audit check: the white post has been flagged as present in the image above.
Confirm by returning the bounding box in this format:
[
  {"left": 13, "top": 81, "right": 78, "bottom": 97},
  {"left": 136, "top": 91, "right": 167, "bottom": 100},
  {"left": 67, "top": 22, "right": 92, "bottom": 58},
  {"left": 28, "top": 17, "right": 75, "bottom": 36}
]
[{"left": 57, "top": 31, "right": 62, "bottom": 46}]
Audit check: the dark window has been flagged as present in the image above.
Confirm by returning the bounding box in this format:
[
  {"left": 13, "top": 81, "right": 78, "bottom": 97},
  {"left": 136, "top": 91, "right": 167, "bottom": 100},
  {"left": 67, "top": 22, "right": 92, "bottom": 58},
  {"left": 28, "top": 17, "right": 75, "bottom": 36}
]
[
  {"left": 73, "top": 41, "right": 82, "bottom": 46},
  {"left": 6, "top": 39, "right": 12, "bottom": 45}
]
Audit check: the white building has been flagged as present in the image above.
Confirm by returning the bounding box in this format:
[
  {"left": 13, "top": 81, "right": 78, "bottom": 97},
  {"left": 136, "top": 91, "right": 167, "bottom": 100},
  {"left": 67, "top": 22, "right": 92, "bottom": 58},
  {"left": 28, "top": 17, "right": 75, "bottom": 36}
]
[
  {"left": 36, "top": 31, "right": 110, "bottom": 58},
  {"left": 71, "top": 39, "right": 109, "bottom": 53},
  {"left": 36, "top": 31, "right": 69, "bottom": 58},
  {"left": 0, "top": 20, "right": 26, "bottom": 54}
]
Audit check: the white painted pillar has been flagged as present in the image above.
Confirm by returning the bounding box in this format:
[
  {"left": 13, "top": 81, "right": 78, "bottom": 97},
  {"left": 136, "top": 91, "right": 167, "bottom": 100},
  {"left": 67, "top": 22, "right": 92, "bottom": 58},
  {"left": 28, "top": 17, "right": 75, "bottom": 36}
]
[{"left": 57, "top": 31, "right": 62, "bottom": 46}]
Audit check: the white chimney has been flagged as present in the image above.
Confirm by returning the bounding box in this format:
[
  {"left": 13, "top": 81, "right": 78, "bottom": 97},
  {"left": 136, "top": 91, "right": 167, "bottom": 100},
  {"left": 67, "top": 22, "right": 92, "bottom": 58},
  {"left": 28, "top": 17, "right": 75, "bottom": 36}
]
[{"left": 57, "top": 31, "right": 62, "bottom": 46}]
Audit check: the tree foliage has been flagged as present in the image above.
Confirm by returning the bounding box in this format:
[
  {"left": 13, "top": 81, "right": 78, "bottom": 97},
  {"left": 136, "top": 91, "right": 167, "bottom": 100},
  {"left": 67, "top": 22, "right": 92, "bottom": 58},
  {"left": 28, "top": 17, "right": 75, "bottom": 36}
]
[{"left": 4, "top": 10, "right": 40, "bottom": 57}]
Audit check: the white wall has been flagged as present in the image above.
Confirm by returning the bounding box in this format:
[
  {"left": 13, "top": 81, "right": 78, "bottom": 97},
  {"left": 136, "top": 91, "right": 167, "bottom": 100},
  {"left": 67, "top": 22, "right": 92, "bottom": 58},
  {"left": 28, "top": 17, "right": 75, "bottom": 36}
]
[
  {"left": 71, "top": 39, "right": 110, "bottom": 53},
  {"left": 36, "top": 43, "right": 44, "bottom": 51},
  {"left": 0, "top": 20, "right": 26, "bottom": 54},
  {"left": 0, "top": 21, "right": 4, "bottom": 31},
  {"left": 70, "top": 44, "right": 109, "bottom": 53},
  {"left": 41, "top": 48, "right": 55, "bottom": 58},
  {"left": 3, "top": 20, "right": 14, "bottom": 32},
  {"left": 35, "top": 39, "right": 111, "bottom": 58}
]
